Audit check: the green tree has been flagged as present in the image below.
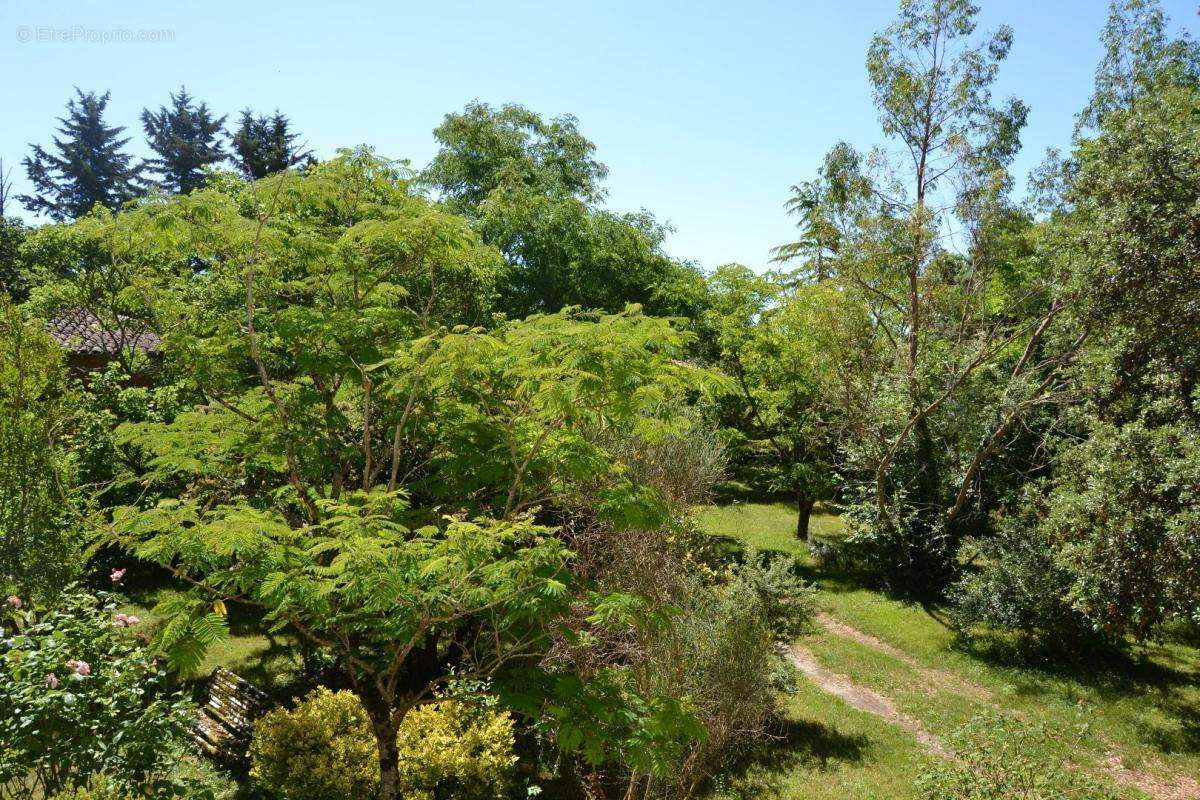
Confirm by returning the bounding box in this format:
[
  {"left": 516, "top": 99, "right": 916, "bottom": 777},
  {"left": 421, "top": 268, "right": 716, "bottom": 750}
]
[
  {"left": 0, "top": 297, "right": 82, "bottom": 602},
  {"left": 703, "top": 265, "right": 858, "bottom": 539},
  {"left": 98, "top": 150, "right": 716, "bottom": 799},
  {"left": 799, "top": 0, "right": 1081, "bottom": 594},
  {"left": 141, "top": 86, "right": 228, "bottom": 194},
  {"left": 230, "top": 109, "right": 312, "bottom": 179},
  {"left": 0, "top": 218, "right": 25, "bottom": 300},
  {"left": 20, "top": 90, "right": 142, "bottom": 221},
  {"left": 772, "top": 141, "right": 873, "bottom": 281},
  {"left": 424, "top": 102, "right": 704, "bottom": 318},
  {"left": 1080, "top": 0, "right": 1200, "bottom": 131},
  {"left": 952, "top": 1, "right": 1200, "bottom": 648}
]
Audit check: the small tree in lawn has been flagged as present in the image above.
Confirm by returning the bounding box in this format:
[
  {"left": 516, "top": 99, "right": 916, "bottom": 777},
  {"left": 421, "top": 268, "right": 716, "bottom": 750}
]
[
  {"left": 102, "top": 149, "right": 719, "bottom": 799},
  {"left": 702, "top": 264, "right": 854, "bottom": 539}
]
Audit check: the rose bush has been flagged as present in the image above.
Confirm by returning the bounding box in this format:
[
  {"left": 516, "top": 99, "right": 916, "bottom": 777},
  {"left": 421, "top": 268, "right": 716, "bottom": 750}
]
[{"left": 0, "top": 590, "right": 198, "bottom": 799}]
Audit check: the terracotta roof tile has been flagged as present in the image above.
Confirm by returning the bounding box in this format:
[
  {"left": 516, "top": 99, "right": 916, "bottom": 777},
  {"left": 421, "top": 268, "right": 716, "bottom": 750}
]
[{"left": 46, "top": 307, "right": 162, "bottom": 355}]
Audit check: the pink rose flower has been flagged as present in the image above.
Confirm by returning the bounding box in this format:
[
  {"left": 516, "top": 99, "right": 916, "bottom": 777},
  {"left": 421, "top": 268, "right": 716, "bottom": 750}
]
[
  {"left": 125, "top": 615, "right": 140, "bottom": 626},
  {"left": 66, "top": 659, "right": 91, "bottom": 676},
  {"left": 114, "top": 613, "right": 141, "bottom": 628},
  {"left": 47, "top": 673, "right": 59, "bottom": 689},
  {"left": 5, "top": 596, "right": 21, "bottom": 609},
  {"left": 110, "top": 568, "right": 127, "bottom": 583}
]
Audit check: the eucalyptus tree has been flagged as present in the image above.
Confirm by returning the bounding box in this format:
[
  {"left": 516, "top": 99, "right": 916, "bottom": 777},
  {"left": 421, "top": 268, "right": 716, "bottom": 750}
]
[
  {"left": 97, "top": 149, "right": 719, "bottom": 798},
  {"left": 800, "top": 0, "right": 1085, "bottom": 594}
]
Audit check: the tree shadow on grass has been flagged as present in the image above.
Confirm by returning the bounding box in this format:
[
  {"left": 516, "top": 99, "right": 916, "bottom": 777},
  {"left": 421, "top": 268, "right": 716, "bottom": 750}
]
[
  {"left": 956, "top": 630, "right": 1200, "bottom": 755},
  {"left": 725, "top": 716, "right": 872, "bottom": 785}
]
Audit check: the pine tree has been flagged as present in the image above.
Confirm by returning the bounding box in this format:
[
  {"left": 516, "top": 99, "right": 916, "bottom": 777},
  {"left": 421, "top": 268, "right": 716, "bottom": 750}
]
[
  {"left": 141, "top": 86, "right": 227, "bottom": 193},
  {"left": 20, "top": 89, "right": 142, "bottom": 221},
  {"left": 230, "top": 109, "right": 312, "bottom": 179}
]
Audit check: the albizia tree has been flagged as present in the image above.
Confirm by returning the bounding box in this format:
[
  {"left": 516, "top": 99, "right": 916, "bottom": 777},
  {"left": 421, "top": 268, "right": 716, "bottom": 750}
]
[{"left": 99, "top": 149, "right": 723, "bottom": 798}]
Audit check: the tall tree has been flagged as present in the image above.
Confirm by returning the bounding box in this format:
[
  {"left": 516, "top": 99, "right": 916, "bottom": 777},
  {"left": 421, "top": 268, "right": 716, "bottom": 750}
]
[
  {"left": 0, "top": 158, "right": 13, "bottom": 219},
  {"left": 424, "top": 102, "right": 704, "bottom": 318},
  {"left": 791, "top": 0, "right": 1083, "bottom": 595},
  {"left": 771, "top": 142, "right": 873, "bottom": 282},
  {"left": 0, "top": 161, "right": 25, "bottom": 297},
  {"left": 93, "top": 151, "right": 714, "bottom": 798},
  {"left": 230, "top": 109, "right": 312, "bottom": 179},
  {"left": 1080, "top": 0, "right": 1200, "bottom": 131},
  {"left": 141, "top": 86, "right": 227, "bottom": 193},
  {"left": 20, "top": 90, "right": 142, "bottom": 221}
]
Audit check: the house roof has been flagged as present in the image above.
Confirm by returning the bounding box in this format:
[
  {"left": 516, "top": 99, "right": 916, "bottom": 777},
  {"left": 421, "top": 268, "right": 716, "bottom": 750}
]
[{"left": 46, "top": 307, "right": 162, "bottom": 356}]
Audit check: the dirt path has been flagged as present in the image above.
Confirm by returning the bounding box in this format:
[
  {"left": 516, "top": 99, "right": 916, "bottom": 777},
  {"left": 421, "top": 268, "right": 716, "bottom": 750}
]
[
  {"left": 815, "top": 612, "right": 992, "bottom": 701},
  {"left": 795, "top": 614, "right": 1198, "bottom": 800},
  {"left": 782, "top": 642, "right": 950, "bottom": 756},
  {"left": 1103, "top": 753, "right": 1200, "bottom": 800}
]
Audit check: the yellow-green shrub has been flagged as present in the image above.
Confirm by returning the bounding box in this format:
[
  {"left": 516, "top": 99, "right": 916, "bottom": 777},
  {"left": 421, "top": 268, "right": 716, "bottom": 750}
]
[
  {"left": 395, "top": 699, "right": 518, "bottom": 800},
  {"left": 248, "top": 688, "right": 379, "bottom": 800},
  {"left": 249, "top": 688, "right": 517, "bottom": 800},
  {"left": 47, "top": 781, "right": 136, "bottom": 800}
]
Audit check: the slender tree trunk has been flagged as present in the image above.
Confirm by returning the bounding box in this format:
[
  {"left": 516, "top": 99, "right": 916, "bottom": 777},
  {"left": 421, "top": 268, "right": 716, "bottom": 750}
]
[
  {"left": 796, "top": 492, "right": 816, "bottom": 541},
  {"left": 360, "top": 691, "right": 402, "bottom": 800}
]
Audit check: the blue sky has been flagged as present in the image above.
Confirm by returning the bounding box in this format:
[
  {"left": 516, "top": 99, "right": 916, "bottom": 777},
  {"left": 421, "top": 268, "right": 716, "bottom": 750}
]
[{"left": 2, "top": 0, "right": 1196, "bottom": 271}]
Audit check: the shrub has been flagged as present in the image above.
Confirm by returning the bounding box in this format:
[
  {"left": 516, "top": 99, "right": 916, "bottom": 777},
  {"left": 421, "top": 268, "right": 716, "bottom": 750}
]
[
  {"left": 394, "top": 697, "right": 518, "bottom": 800},
  {"left": 45, "top": 764, "right": 235, "bottom": 800},
  {"left": 0, "top": 297, "right": 84, "bottom": 603},
  {"left": 952, "top": 420, "right": 1200, "bottom": 650},
  {"left": 46, "top": 778, "right": 139, "bottom": 800},
  {"left": 637, "top": 554, "right": 815, "bottom": 797},
  {"left": 736, "top": 550, "right": 818, "bottom": 641},
  {"left": 249, "top": 688, "right": 517, "bottom": 800},
  {"left": 916, "top": 712, "right": 1120, "bottom": 800},
  {"left": 949, "top": 507, "right": 1096, "bottom": 650},
  {"left": 0, "top": 590, "right": 196, "bottom": 799},
  {"left": 248, "top": 688, "right": 379, "bottom": 800}
]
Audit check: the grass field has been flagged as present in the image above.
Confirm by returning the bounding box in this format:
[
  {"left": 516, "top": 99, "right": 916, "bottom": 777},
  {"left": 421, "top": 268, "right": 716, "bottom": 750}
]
[
  {"left": 119, "top": 584, "right": 302, "bottom": 692},
  {"left": 696, "top": 502, "right": 1200, "bottom": 800}
]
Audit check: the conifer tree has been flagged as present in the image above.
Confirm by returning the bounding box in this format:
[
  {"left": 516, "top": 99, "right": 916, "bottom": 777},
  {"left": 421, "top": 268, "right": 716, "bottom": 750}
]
[
  {"left": 141, "top": 86, "right": 227, "bottom": 193},
  {"left": 230, "top": 109, "right": 312, "bottom": 179},
  {"left": 20, "top": 89, "right": 142, "bottom": 221}
]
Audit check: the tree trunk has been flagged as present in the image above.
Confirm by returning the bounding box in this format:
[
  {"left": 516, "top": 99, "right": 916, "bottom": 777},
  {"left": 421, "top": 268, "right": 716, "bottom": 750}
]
[
  {"left": 360, "top": 691, "right": 402, "bottom": 800},
  {"left": 796, "top": 493, "right": 816, "bottom": 541}
]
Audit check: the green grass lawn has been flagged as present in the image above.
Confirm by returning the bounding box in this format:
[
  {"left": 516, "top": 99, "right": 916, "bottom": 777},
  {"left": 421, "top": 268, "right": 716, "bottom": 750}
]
[
  {"left": 120, "top": 584, "right": 302, "bottom": 692},
  {"left": 697, "top": 501, "right": 1200, "bottom": 799},
  {"left": 693, "top": 501, "right": 845, "bottom": 556}
]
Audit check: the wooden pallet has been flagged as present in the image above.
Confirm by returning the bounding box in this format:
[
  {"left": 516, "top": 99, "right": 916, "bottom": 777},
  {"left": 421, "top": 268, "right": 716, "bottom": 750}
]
[{"left": 192, "top": 667, "right": 273, "bottom": 764}]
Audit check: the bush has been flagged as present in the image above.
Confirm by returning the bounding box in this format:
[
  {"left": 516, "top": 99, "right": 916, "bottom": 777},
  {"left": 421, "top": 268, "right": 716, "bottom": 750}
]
[
  {"left": 249, "top": 687, "right": 517, "bottom": 800},
  {"left": 916, "top": 712, "right": 1119, "bottom": 800},
  {"left": 47, "top": 778, "right": 139, "bottom": 800},
  {"left": 637, "top": 554, "right": 815, "bottom": 797},
  {"left": 952, "top": 420, "right": 1200, "bottom": 650},
  {"left": 248, "top": 688, "right": 379, "bottom": 800},
  {"left": 0, "top": 590, "right": 197, "bottom": 799},
  {"left": 0, "top": 297, "right": 84, "bottom": 603},
  {"left": 45, "top": 763, "right": 236, "bottom": 800},
  {"left": 949, "top": 508, "right": 1096, "bottom": 650},
  {"left": 394, "top": 697, "right": 518, "bottom": 800}
]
